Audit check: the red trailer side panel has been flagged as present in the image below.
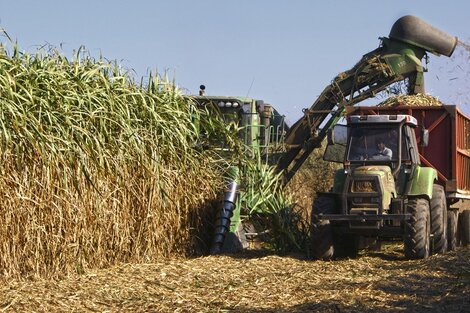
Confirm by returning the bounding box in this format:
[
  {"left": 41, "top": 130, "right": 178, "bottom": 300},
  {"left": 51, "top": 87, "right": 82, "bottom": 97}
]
[
  {"left": 346, "top": 105, "right": 470, "bottom": 196},
  {"left": 455, "top": 110, "right": 470, "bottom": 194}
]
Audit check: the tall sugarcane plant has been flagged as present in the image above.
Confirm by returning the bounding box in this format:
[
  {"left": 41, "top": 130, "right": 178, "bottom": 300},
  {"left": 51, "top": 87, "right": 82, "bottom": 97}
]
[
  {"left": 239, "top": 155, "right": 308, "bottom": 253},
  {"left": 0, "top": 40, "right": 237, "bottom": 278}
]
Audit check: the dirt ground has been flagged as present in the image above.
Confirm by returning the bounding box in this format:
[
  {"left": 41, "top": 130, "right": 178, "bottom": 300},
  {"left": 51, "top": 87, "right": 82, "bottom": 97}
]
[{"left": 0, "top": 245, "right": 469, "bottom": 313}]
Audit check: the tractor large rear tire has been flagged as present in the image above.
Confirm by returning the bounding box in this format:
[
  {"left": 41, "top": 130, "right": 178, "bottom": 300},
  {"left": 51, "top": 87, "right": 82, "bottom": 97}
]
[
  {"left": 460, "top": 210, "right": 470, "bottom": 246},
  {"left": 404, "top": 198, "right": 431, "bottom": 259},
  {"left": 430, "top": 185, "right": 447, "bottom": 254},
  {"left": 311, "top": 196, "right": 335, "bottom": 260},
  {"left": 447, "top": 210, "right": 459, "bottom": 251}
]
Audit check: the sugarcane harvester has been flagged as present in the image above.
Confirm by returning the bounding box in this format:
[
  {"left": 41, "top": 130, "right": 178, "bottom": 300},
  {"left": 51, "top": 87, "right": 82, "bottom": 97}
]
[
  {"left": 276, "top": 15, "right": 457, "bottom": 183},
  {"left": 189, "top": 90, "right": 288, "bottom": 255}
]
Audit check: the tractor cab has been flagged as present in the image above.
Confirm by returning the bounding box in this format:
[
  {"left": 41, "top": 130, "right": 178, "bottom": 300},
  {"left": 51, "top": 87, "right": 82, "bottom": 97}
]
[{"left": 324, "top": 115, "right": 422, "bottom": 183}]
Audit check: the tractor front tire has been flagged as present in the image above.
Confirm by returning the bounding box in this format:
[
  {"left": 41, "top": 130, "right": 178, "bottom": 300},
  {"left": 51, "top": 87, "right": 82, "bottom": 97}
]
[
  {"left": 404, "top": 198, "right": 431, "bottom": 259},
  {"left": 430, "top": 185, "right": 448, "bottom": 254},
  {"left": 311, "top": 196, "right": 335, "bottom": 260}
]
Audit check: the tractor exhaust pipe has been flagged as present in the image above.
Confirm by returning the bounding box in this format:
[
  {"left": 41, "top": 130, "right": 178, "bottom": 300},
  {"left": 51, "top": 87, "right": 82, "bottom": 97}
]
[{"left": 389, "top": 15, "right": 458, "bottom": 57}]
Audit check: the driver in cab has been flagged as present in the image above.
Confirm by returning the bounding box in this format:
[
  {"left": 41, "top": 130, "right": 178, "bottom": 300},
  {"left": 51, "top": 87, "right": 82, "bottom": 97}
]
[{"left": 371, "top": 138, "right": 392, "bottom": 160}]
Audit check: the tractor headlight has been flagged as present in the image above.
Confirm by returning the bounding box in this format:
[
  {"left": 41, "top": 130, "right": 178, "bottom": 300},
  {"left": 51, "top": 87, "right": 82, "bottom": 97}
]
[
  {"left": 218, "top": 101, "right": 225, "bottom": 108},
  {"left": 225, "top": 102, "right": 232, "bottom": 107}
]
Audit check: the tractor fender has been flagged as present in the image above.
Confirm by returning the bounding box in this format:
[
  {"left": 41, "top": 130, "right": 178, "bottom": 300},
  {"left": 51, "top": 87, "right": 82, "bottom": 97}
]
[{"left": 408, "top": 166, "right": 437, "bottom": 200}]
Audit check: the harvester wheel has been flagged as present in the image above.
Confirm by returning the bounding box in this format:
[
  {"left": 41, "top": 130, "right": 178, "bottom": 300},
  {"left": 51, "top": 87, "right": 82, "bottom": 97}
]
[
  {"left": 447, "top": 210, "right": 459, "bottom": 250},
  {"left": 404, "top": 197, "right": 430, "bottom": 259},
  {"left": 461, "top": 210, "right": 470, "bottom": 246},
  {"left": 430, "top": 185, "right": 447, "bottom": 254},
  {"left": 311, "top": 196, "right": 335, "bottom": 260},
  {"left": 221, "top": 222, "right": 252, "bottom": 253}
]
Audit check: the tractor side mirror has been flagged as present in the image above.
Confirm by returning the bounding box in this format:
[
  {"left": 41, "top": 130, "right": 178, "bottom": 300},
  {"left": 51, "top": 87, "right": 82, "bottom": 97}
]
[
  {"left": 328, "top": 125, "right": 348, "bottom": 146},
  {"left": 324, "top": 125, "right": 348, "bottom": 163},
  {"left": 420, "top": 128, "right": 429, "bottom": 147}
]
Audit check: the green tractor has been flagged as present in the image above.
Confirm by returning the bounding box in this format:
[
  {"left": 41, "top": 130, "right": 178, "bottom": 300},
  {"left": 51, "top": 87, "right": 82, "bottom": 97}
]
[
  {"left": 316, "top": 114, "right": 439, "bottom": 259},
  {"left": 314, "top": 106, "right": 470, "bottom": 259}
]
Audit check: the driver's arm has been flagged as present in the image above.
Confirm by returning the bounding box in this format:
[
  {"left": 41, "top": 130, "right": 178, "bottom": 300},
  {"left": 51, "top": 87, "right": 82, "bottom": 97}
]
[{"left": 372, "top": 147, "right": 392, "bottom": 160}]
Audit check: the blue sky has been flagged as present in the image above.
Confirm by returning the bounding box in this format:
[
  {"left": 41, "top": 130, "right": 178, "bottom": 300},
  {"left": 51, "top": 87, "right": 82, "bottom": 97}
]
[{"left": 0, "top": 1, "right": 469, "bottom": 122}]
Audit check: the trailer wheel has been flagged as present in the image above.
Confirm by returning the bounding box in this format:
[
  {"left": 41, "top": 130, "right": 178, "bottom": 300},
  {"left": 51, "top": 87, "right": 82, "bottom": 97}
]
[
  {"left": 311, "top": 196, "right": 335, "bottom": 260},
  {"left": 430, "top": 185, "right": 447, "bottom": 254},
  {"left": 461, "top": 210, "right": 470, "bottom": 246},
  {"left": 404, "top": 198, "right": 431, "bottom": 259},
  {"left": 447, "top": 210, "right": 459, "bottom": 250}
]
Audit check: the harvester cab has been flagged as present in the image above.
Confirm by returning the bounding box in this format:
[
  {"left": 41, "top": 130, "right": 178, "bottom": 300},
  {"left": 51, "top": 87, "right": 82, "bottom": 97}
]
[{"left": 190, "top": 88, "right": 287, "bottom": 163}]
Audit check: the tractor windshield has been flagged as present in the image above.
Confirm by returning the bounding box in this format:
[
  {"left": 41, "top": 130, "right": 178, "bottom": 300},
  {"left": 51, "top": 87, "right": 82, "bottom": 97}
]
[{"left": 347, "top": 126, "right": 404, "bottom": 162}]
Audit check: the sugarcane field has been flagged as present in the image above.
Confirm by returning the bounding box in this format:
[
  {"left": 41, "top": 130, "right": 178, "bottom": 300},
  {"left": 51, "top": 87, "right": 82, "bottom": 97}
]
[{"left": 1, "top": 3, "right": 470, "bottom": 313}]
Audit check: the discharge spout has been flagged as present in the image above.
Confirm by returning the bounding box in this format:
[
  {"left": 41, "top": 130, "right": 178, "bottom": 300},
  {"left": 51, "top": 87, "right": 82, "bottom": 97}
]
[{"left": 389, "top": 15, "right": 457, "bottom": 57}]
